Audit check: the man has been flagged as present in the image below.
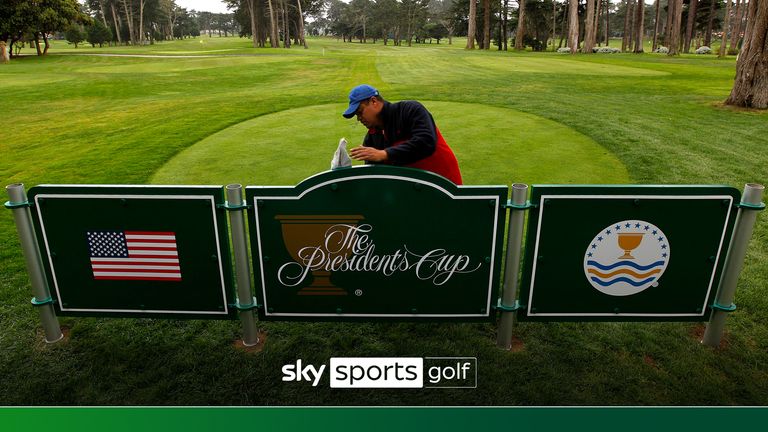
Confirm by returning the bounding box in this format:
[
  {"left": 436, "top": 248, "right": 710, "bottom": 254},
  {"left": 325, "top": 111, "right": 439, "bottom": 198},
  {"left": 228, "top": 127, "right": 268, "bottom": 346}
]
[{"left": 342, "top": 84, "right": 463, "bottom": 185}]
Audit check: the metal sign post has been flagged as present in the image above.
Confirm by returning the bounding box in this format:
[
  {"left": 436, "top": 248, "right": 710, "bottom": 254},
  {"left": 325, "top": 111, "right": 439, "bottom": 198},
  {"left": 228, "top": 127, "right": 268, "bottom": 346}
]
[
  {"left": 5, "top": 183, "right": 63, "bottom": 343},
  {"left": 225, "top": 184, "right": 260, "bottom": 346},
  {"left": 496, "top": 183, "right": 529, "bottom": 349},
  {"left": 702, "top": 183, "right": 765, "bottom": 346}
]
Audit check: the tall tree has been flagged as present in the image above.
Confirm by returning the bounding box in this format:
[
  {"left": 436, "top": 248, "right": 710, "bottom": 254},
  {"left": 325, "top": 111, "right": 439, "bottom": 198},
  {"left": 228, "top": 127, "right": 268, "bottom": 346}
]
[
  {"left": 632, "top": 0, "right": 644, "bottom": 52},
  {"left": 719, "top": 0, "right": 733, "bottom": 56},
  {"left": 467, "top": 0, "right": 477, "bottom": 48},
  {"left": 728, "top": 0, "right": 745, "bottom": 54},
  {"left": 652, "top": 0, "right": 661, "bottom": 51},
  {"left": 667, "top": 0, "right": 683, "bottom": 54},
  {"left": 704, "top": 0, "right": 717, "bottom": 46},
  {"left": 111, "top": 0, "right": 123, "bottom": 43},
  {"left": 30, "top": 0, "right": 88, "bottom": 54},
  {"left": 296, "top": 0, "right": 308, "bottom": 48},
  {"left": 267, "top": 0, "right": 280, "bottom": 46},
  {"left": 583, "top": 0, "right": 597, "bottom": 52},
  {"left": 726, "top": 0, "right": 768, "bottom": 108},
  {"left": 567, "top": 0, "right": 578, "bottom": 51},
  {"left": 622, "top": 0, "right": 632, "bottom": 52},
  {"left": 515, "top": 0, "right": 526, "bottom": 49},
  {"left": 684, "top": 0, "right": 699, "bottom": 53},
  {"left": 482, "top": 0, "right": 490, "bottom": 48},
  {"left": 121, "top": 0, "right": 136, "bottom": 44}
]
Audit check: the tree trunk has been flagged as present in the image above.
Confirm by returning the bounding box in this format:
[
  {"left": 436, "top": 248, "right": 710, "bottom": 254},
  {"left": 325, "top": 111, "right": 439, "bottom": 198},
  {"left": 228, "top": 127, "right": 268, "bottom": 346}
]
[
  {"left": 122, "top": 0, "right": 136, "bottom": 45},
  {"left": 503, "top": 0, "right": 508, "bottom": 50},
  {"left": 583, "top": 0, "right": 596, "bottom": 53},
  {"left": 267, "top": 0, "right": 279, "bottom": 47},
  {"left": 719, "top": 0, "right": 733, "bottom": 56},
  {"left": 684, "top": 0, "right": 698, "bottom": 52},
  {"left": 246, "top": 0, "right": 258, "bottom": 47},
  {"left": 111, "top": 4, "right": 123, "bottom": 44},
  {"left": 552, "top": 0, "right": 558, "bottom": 50},
  {"left": 633, "top": 0, "right": 645, "bottom": 52},
  {"left": 296, "top": 0, "right": 308, "bottom": 48},
  {"left": 34, "top": 32, "right": 42, "bottom": 56},
  {"left": 560, "top": 4, "right": 567, "bottom": 48},
  {"left": 42, "top": 32, "right": 50, "bottom": 55},
  {"left": 596, "top": 0, "right": 603, "bottom": 46},
  {"left": 668, "top": 0, "right": 684, "bottom": 55},
  {"left": 139, "top": 0, "right": 145, "bottom": 45},
  {"left": 605, "top": 0, "right": 611, "bottom": 46},
  {"left": 97, "top": 0, "right": 109, "bottom": 28},
  {"left": 467, "top": 0, "right": 477, "bottom": 49},
  {"left": 726, "top": 0, "right": 768, "bottom": 108},
  {"left": 515, "top": 0, "right": 526, "bottom": 50},
  {"left": 568, "top": 0, "right": 579, "bottom": 52},
  {"left": 483, "top": 0, "right": 491, "bottom": 49},
  {"left": 705, "top": 0, "right": 717, "bottom": 47},
  {"left": 622, "top": 0, "right": 632, "bottom": 52},
  {"left": 628, "top": 0, "right": 635, "bottom": 49},
  {"left": 729, "top": 0, "right": 745, "bottom": 54},
  {"left": 282, "top": 0, "right": 290, "bottom": 48},
  {"left": 652, "top": 0, "right": 661, "bottom": 51}
]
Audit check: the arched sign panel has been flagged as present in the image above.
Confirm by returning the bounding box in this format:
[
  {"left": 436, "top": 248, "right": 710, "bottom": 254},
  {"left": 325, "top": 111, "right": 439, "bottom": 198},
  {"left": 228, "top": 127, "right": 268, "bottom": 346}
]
[{"left": 246, "top": 166, "right": 507, "bottom": 321}]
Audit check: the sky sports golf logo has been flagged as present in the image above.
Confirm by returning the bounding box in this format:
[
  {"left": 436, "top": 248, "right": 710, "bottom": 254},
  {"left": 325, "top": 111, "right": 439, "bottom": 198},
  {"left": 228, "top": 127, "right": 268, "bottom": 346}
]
[{"left": 281, "top": 357, "right": 477, "bottom": 388}]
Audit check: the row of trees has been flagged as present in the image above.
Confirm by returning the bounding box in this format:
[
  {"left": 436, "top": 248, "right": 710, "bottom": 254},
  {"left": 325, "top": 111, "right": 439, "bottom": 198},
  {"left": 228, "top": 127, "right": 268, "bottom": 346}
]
[
  {"left": 0, "top": 1, "right": 240, "bottom": 57},
  {"left": 82, "top": 1, "right": 239, "bottom": 45}
]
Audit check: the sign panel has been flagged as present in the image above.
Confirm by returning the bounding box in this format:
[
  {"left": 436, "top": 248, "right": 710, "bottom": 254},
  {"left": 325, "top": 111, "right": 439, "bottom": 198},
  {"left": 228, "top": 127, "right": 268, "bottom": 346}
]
[
  {"left": 518, "top": 185, "right": 740, "bottom": 321},
  {"left": 246, "top": 166, "right": 507, "bottom": 320},
  {"left": 28, "top": 185, "right": 236, "bottom": 318}
]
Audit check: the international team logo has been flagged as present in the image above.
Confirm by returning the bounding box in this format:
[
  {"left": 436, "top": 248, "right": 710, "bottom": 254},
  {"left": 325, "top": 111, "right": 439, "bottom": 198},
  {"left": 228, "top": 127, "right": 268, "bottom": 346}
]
[{"left": 583, "top": 220, "right": 670, "bottom": 296}]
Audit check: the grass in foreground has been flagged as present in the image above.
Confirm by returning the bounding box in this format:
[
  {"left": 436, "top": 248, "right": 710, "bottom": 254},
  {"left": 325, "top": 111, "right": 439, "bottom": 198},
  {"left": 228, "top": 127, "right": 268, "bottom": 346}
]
[{"left": 0, "top": 36, "right": 766, "bottom": 406}]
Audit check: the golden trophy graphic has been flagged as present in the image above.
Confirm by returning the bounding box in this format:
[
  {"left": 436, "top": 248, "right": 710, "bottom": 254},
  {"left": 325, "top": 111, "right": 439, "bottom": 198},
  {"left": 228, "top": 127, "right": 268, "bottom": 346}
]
[
  {"left": 617, "top": 233, "right": 644, "bottom": 259},
  {"left": 275, "top": 215, "right": 364, "bottom": 295}
]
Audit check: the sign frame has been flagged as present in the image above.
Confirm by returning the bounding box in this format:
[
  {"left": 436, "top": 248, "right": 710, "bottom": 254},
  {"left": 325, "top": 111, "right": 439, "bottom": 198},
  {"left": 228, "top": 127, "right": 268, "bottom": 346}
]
[
  {"left": 28, "top": 185, "right": 237, "bottom": 319},
  {"left": 517, "top": 185, "right": 741, "bottom": 322}
]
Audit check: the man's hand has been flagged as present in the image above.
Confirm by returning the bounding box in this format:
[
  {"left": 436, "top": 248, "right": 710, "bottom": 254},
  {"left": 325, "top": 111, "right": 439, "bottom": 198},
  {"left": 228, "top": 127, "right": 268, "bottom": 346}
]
[{"left": 350, "top": 146, "right": 388, "bottom": 162}]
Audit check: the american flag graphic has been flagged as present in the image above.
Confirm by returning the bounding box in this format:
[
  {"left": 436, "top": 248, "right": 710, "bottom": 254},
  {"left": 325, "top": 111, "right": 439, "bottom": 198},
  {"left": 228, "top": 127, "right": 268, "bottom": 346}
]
[{"left": 87, "top": 231, "right": 182, "bottom": 281}]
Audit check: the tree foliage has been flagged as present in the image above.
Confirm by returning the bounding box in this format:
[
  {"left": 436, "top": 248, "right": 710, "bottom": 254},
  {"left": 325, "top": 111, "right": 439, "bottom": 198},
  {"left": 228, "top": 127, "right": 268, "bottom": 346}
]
[
  {"left": 1, "top": 0, "right": 89, "bottom": 56},
  {"left": 65, "top": 24, "right": 87, "bottom": 47},
  {"left": 87, "top": 18, "right": 113, "bottom": 47}
]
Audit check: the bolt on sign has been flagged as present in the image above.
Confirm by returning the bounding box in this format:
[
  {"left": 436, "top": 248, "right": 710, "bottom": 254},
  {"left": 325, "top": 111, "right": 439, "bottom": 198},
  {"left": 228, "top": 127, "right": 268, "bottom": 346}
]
[
  {"left": 246, "top": 166, "right": 507, "bottom": 320},
  {"left": 518, "top": 186, "right": 740, "bottom": 321},
  {"left": 28, "top": 186, "right": 236, "bottom": 318}
]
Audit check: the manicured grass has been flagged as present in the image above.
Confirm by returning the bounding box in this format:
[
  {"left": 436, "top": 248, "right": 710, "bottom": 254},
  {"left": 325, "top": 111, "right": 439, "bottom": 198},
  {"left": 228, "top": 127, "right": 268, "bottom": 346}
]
[
  {"left": 151, "top": 102, "right": 628, "bottom": 185},
  {"left": 0, "top": 36, "right": 766, "bottom": 406}
]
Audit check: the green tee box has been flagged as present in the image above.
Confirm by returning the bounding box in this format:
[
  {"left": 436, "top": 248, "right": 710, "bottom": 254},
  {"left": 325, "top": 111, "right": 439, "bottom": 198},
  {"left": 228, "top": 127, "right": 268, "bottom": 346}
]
[
  {"left": 518, "top": 185, "right": 740, "bottom": 321},
  {"left": 27, "top": 185, "right": 236, "bottom": 319},
  {"left": 246, "top": 166, "right": 507, "bottom": 321}
]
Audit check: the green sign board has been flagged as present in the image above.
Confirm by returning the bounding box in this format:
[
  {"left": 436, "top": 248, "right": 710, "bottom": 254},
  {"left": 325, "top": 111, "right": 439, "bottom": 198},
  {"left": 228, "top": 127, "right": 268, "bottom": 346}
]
[
  {"left": 28, "top": 185, "right": 236, "bottom": 318},
  {"left": 518, "top": 185, "right": 740, "bottom": 321},
  {"left": 246, "top": 166, "right": 507, "bottom": 320}
]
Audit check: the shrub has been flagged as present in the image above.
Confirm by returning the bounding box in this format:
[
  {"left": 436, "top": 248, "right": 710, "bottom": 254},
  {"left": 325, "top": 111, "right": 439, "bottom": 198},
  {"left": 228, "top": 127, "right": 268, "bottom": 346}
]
[
  {"left": 557, "top": 47, "right": 571, "bottom": 53},
  {"left": 595, "top": 46, "right": 621, "bottom": 53},
  {"left": 695, "top": 46, "right": 712, "bottom": 54},
  {"left": 654, "top": 46, "right": 669, "bottom": 54}
]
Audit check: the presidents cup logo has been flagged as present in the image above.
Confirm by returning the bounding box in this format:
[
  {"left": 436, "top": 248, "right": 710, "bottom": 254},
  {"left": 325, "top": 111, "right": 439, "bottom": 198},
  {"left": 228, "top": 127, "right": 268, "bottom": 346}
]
[
  {"left": 584, "top": 220, "right": 670, "bottom": 296},
  {"left": 275, "top": 215, "right": 482, "bottom": 296}
]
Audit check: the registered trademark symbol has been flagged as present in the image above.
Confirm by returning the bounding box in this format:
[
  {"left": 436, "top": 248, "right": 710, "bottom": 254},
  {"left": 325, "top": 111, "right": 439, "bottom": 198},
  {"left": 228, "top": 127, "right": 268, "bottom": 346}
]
[{"left": 355, "top": 289, "right": 363, "bottom": 296}]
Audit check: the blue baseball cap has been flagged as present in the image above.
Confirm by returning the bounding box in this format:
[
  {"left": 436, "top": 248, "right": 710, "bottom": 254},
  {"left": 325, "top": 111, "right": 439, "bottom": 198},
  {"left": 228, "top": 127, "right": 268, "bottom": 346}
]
[{"left": 342, "top": 84, "right": 380, "bottom": 118}]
